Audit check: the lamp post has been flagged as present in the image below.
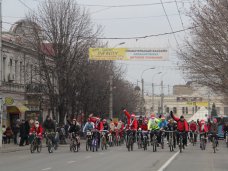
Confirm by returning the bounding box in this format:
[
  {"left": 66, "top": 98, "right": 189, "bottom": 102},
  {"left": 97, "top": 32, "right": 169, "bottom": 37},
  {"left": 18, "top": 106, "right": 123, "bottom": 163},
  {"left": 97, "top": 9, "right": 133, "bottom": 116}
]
[
  {"left": 140, "top": 67, "right": 155, "bottom": 115},
  {"left": 152, "top": 72, "right": 162, "bottom": 112}
]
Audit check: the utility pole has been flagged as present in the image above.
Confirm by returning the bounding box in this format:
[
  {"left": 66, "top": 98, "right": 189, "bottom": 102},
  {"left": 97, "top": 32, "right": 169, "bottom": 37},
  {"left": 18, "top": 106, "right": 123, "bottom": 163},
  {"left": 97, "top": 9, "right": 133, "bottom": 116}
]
[
  {"left": 152, "top": 83, "right": 154, "bottom": 112},
  {"left": 109, "top": 75, "right": 113, "bottom": 119},
  {"left": 161, "top": 81, "right": 164, "bottom": 115},
  {"left": 0, "top": 0, "right": 2, "bottom": 86},
  {"left": 208, "top": 92, "right": 211, "bottom": 118},
  {"left": 141, "top": 78, "right": 144, "bottom": 115},
  {"left": 0, "top": 0, "right": 2, "bottom": 148}
]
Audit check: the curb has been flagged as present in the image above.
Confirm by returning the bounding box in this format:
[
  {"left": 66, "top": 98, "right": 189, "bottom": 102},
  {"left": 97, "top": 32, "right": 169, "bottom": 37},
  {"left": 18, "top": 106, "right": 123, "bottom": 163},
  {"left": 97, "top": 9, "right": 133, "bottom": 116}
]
[{"left": 0, "top": 144, "right": 69, "bottom": 153}]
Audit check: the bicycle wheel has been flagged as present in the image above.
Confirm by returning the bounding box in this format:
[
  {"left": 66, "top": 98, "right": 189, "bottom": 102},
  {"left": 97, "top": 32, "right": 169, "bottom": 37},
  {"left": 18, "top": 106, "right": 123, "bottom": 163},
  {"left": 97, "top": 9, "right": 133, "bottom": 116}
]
[
  {"left": 30, "top": 141, "right": 35, "bottom": 153},
  {"left": 48, "top": 141, "right": 53, "bottom": 153},
  {"left": 37, "top": 143, "right": 42, "bottom": 153},
  {"left": 179, "top": 138, "right": 183, "bottom": 153},
  {"left": 127, "top": 138, "right": 131, "bottom": 151},
  {"left": 212, "top": 139, "right": 216, "bottom": 153},
  {"left": 130, "top": 139, "right": 133, "bottom": 151},
  {"left": 143, "top": 138, "right": 147, "bottom": 151},
  {"left": 86, "top": 140, "right": 89, "bottom": 151},
  {"left": 161, "top": 137, "right": 164, "bottom": 149}
]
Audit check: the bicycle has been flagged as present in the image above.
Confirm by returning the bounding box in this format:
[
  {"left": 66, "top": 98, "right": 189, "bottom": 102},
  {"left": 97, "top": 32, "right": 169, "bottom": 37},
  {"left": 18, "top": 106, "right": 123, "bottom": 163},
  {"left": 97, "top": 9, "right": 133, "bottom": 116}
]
[
  {"left": 189, "top": 131, "right": 196, "bottom": 146},
  {"left": 225, "top": 131, "right": 228, "bottom": 148},
  {"left": 45, "top": 132, "right": 57, "bottom": 153},
  {"left": 200, "top": 133, "right": 207, "bottom": 150},
  {"left": 69, "top": 132, "right": 80, "bottom": 152},
  {"left": 30, "top": 133, "right": 42, "bottom": 153},
  {"left": 178, "top": 132, "right": 185, "bottom": 153},
  {"left": 137, "top": 130, "right": 143, "bottom": 149},
  {"left": 126, "top": 130, "right": 134, "bottom": 151},
  {"left": 100, "top": 130, "right": 108, "bottom": 150},
  {"left": 108, "top": 132, "right": 113, "bottom": 147},
  {"left": 209, "top": 133, "right": 218, "bottom": 153},
  {"left": 150, "top": 130, "right": 158, "bottom": 152},
  {"left": 142, "top": 131, "right": 148, "bottom": 151},
  {"left": 166, "top": 131, "right": 175, "bottom": 152},
  {"left": 86, "top": 130, "right": 92, "bottom": 151},
  {"left": 91, "top": 129, "right": 99, "bottom": 152},
  {"left": 160, "top": 130, "right": 165, "bottom": 149}
]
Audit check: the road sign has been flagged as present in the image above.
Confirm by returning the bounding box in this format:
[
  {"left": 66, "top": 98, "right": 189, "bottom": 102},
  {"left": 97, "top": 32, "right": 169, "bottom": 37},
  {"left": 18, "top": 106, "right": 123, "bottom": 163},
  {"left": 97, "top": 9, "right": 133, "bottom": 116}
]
[{"left": 4, "top": 97, "right": 14, "bottom": 105}]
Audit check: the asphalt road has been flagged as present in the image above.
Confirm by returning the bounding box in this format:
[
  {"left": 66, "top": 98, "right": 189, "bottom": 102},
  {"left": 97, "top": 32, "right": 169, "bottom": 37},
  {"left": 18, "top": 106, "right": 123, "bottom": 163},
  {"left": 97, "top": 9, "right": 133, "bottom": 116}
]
[{"left": 0, "top": 140, "right": 227, "bottom": 171}]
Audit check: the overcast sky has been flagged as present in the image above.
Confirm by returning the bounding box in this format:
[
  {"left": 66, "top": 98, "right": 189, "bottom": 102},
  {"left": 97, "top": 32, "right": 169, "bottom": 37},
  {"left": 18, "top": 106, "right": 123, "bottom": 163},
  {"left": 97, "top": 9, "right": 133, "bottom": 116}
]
[{"left": 2, "top": 0, "right": 194, "bottom": 95}]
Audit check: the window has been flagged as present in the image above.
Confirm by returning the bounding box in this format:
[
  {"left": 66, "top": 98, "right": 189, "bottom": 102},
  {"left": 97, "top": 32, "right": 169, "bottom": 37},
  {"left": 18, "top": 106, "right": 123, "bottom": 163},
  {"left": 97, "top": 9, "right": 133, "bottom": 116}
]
[
  {"left": 173, "top": 107, "right": 177, "bottom": 114},
  {"left": 10, "top": 59, "right": 13, "bottom": 74},
  {"left": 30, "top": 64, "right": 33, "bottom": 83},
  {"left": 20, "top": 62, "right": 23, "bottom": 83},
  {"left": 192, "top": 107, "right": 195, "bottom": 114},
  {"left": 166, "top": 107, "right": 169, "bottom": 113},
  {"left": 182, "top": 107, "right": 185, "bottom": 114},
  {"left": 224, "top": 107, "right": 228, "bottom": 116},
  {"left": 186, "top": 107, "right": 188, "bottom": 114},
  {"left": 15, "top": 60, "right": 18, "bottom": 83},
  {"left": 216, "top": 107, "right": 220, "bottom": 115},
  {"left": 3, "top": 57, "right": 6, "bottom": 81}
]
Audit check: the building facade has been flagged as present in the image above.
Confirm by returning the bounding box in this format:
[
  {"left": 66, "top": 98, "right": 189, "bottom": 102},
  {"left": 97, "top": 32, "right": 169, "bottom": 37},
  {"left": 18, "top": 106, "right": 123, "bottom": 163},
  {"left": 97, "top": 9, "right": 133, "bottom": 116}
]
[
  {"left": 144, "top": 83, "right": 228, "bottom": 120},
  {"left": 0, "top": 20, "right": 50, "bottom": 128}
]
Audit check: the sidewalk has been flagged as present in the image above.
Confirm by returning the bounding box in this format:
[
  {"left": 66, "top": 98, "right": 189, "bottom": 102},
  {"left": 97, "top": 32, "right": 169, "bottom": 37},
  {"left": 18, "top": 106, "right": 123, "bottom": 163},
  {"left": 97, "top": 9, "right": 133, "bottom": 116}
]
[
  {"left": 0, "top": 143, "right": 30, "bottom": 153},
  {"left": 0, "top": 139, "right": 86, "bottom": 153}
]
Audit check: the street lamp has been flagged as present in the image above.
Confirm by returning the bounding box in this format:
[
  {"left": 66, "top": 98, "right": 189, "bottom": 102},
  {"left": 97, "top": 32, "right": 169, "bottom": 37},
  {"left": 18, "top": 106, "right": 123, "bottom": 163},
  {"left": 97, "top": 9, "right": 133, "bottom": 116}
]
[
  {"left": 152, "top": 72, "right": 162, "bottom": 112},
  {"left": 140, "top": 67, "right": 155, "bottom": 115}
]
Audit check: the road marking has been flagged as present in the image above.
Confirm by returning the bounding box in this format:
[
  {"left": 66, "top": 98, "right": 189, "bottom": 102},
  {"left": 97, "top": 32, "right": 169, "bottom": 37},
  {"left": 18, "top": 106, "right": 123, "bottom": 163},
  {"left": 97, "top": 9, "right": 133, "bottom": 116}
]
[
  {"left": 67, "top": 161, "right": 76, "bottom": 164},
  {"left": 157, "top": 151, "right": 180, "bottom": 171},
  {"left": 42, "top": 168, "right": 52, "bottom": 171},
  {"left": 85, "top": 156, "right": 91, "bottom": 159}
]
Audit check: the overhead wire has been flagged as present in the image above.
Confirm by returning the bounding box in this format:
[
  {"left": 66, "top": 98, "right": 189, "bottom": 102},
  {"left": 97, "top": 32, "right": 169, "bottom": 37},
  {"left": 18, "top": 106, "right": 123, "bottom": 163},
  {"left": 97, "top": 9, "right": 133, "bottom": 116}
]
[
  {"left": 18, "top": 0, "right": 34, "bottom": 11},
  {"left": 174, "top": 0, "right": 186, "bottom": 33},
  {"left": 77, "top": 0, "right": 192, "bottom": 8},
  {"left": 160, "top": 0, "right": 180, "bottom": 46},
  {"left": 2, "top": 21, "right": 197, "bottom": 40}
]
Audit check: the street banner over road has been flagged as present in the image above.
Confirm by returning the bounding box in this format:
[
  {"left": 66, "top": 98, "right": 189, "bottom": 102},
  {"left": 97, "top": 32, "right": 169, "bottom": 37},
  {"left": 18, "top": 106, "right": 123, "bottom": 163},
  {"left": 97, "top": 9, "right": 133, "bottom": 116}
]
[
  {"left": 89, "top": 48, "right": 169, "bottom": 61},
  {"left": 186, "top": 101, "right": 209, "bottom": 107}
]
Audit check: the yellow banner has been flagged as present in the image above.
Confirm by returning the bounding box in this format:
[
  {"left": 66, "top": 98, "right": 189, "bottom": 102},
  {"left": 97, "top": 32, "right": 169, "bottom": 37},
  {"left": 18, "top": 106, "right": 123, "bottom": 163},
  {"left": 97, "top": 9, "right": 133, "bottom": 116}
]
[
  {"left": 89, "top": 48, "right": 127, "bottom": 61},
  {"left": 186, "top": 102, "right": 208, "bottom": 107},
  {"left": 89, "top": 48, "right": 169, "bottom": 61}
]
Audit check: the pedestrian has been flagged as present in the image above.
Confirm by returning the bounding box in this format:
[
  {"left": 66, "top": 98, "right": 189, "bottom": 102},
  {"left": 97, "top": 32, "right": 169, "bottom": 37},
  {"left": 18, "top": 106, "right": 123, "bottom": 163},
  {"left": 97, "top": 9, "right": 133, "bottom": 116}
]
[
  {"left": 19, "top": 120, "right": 26, "bottom": 146},
  {"left": 12, "top": 121, "right": 20, "bottom": 144},
  {"left": 5, "top": 126, "right": 13, "bottom": 144},
  {"left": 24, "top": 120, "right": 30, "bottom": 145},
  {"left": 2, "top": 125, "right": 7, "bottom": 144}
]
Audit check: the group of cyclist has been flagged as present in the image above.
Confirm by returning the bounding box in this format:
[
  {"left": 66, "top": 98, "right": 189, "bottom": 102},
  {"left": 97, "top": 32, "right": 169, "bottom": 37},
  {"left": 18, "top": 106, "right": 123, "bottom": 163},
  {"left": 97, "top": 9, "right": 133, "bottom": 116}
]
[{"left": 28, "top": 109, "right": 228, "bottom": 153}]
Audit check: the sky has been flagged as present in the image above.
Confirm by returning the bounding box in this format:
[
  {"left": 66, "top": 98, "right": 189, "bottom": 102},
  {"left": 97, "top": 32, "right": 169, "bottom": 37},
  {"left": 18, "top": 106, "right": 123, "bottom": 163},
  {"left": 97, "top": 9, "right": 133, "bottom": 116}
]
[{"left": 1, "top": 0, "right": 194, "bottom": 95}]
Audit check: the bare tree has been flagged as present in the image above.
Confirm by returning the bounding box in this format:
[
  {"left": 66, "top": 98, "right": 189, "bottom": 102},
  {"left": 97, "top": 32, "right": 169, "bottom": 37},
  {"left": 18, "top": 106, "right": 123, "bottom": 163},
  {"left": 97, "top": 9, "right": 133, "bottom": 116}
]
[
  {"left": 26, "top": 0, "right": 101, "bottom": 124},
  {"left": 179, "top": 0, "right": 228, "bottom": 98}
]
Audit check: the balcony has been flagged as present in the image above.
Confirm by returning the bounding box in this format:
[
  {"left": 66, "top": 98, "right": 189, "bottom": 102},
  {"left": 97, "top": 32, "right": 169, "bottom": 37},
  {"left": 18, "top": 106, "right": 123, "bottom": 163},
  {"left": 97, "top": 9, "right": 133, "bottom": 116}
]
[{"left": 0, "top": 81, "right": 25, "bottom": 93}]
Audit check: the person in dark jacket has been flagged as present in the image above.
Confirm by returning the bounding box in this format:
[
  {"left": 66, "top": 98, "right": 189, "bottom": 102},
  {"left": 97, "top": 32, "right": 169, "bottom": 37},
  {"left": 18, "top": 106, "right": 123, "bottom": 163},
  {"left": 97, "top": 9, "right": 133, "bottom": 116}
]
[
  {"left": 24, "top": 120, "right": 30, "bottom": 145},
  {"left": 43, "top": 115, "right": 56, "bottom": 146},
  {"left": 170, "top": 111, "right": 189, "bottom": 146},
  {"left": 12, "top": 121, "right": 20, "bottom": 144},
  {"left": 19, "top": 120, "right": 27, "bottom": 146},
  {"left": 43, "top": 115, "right": 56, "bottom": 132},
  {"left": 69, "top": 119, "right": 81, "bottom": 148}
]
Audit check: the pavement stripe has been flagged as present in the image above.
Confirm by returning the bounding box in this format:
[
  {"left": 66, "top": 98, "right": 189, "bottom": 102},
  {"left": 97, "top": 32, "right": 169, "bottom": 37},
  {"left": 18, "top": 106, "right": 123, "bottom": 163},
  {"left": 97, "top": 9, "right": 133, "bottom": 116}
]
[
  {"left": 157, "top": 151, "right": 180, "bottom": 171},
  {"left": 67, "top": 161, "right": 76, "bottom": 164},
  {"left": 85, "top": 156, "right": 91, "bottom": 159},
  {"left": 41, "top": 168, "right": 52, "bottom": 171}
]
